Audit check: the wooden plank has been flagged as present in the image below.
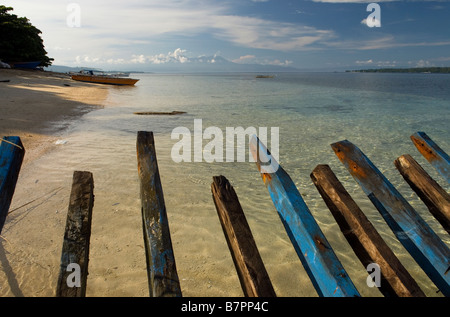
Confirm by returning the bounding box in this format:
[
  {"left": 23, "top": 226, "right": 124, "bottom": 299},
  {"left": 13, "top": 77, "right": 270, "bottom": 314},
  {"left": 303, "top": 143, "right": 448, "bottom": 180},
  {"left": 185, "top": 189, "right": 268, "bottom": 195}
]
[
  {"left": 211, "top": 175, "right": 276, "bottom": 297},
  {"left": 411, "top": 132, "right": 450, "bottom": 183},
  {"left": 395, "top": 154, "right": 450, "bottom": 235},
  {"left": 136, "top": 131, "right": 181, "bottom": 297},
  {"left": 332, "top": 140, "right": 450, "bottom": 296},
  {"left": 56, "top": 171, "right": 94, "bottom": 297},
  {"left": 0, "top": 136, "right": 25, "bottom": 234},
  {"left": 311, "top": 164, "right": 425, "bottom": 297},
  {"left": 249, "top": 136, "right": 360, "bottom": 297}
]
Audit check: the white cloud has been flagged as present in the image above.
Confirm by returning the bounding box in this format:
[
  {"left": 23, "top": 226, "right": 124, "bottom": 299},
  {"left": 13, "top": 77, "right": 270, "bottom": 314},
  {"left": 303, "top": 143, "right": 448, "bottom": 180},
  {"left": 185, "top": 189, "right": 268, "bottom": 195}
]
[
  {"left": 3, "top": 0, "right": 335, "bottom": 66},
  {"left": 264, "top": 59, "right": 293, "bottom": 66},
  {"left": 355, "top": 59, "right": 373, "bottom": 65},
  {"left": 167, "top": 48, "right": 189, "bottom": 63},
  {"left": 211, "top": 15, "right": 334, "bottom": 51},
  {"left": 312, "top": 0, "right": 385, "bottom": 2},
  {"left": 416, "top": 59, "right": 432, "bottom": 67},
  {"left": 355, "top": 59, "right": 399, "bottom": 67},
  {"left": 74, "top": 48, "right": 206, "bottom": 66},
  {"left": 232, "top": 55, "right": 292, "bottom": 66},
  {"left": 376, "top": 60, "right": 397, "bottom": 67},
  {"left": 72, "top": 49, "right": 297, "bottom": 69},
  {"left": 131, "top": 49, "right": 191, "bottom": 64},
  {"left": 130, "top": 55, "right": 147, "bottom": 64},
  {"left": 7, "top": 0, "right": 445, "bottom": 69},
  {"left": 328, "top": 34, "right": 450, "bottom": 51},
  {"left": 361, "top": 18, "right": 381, "bottom": 28},
  {"left": 232, "top": 55, "right": 257, "bottom": 64},
  {"left": 311, "top": 0, "right": 433, "bottom": 2}
]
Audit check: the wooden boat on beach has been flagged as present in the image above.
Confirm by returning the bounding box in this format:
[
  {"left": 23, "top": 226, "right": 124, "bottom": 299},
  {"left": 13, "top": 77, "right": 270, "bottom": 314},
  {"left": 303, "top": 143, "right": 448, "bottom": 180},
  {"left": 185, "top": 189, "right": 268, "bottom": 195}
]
[
  {"left": 9, "top": 61, "right": 41, "bottom": 69},
  {"left": 71, "top": 70, "right": 139, "bottom": 86}
]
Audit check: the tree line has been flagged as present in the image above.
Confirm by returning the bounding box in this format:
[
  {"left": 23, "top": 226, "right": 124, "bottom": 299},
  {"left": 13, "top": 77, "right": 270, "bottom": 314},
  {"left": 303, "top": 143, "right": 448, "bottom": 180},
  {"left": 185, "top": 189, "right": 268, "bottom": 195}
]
[
  {"left": 347, "top": 67, "right": 450, "bottom": 74},
  {"left": 0, "top": 5, "right": 53, "bottom": 67}
]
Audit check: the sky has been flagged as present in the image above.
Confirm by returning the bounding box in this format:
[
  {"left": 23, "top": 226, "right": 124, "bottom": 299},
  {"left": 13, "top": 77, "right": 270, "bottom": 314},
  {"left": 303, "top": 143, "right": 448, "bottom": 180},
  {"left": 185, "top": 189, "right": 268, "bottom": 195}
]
[{"left": 3, "top": 0, "right": 450, "bottom": 71}]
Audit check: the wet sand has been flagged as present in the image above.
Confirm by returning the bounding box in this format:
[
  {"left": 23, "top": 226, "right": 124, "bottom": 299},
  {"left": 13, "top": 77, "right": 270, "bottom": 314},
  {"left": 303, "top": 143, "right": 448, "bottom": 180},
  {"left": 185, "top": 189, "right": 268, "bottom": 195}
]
[
  {"left": 0, "top": 69, "right": 109, "bottom": 296},
  {"left": 0, "top": 69, "right": 109, "bottom": 165}
]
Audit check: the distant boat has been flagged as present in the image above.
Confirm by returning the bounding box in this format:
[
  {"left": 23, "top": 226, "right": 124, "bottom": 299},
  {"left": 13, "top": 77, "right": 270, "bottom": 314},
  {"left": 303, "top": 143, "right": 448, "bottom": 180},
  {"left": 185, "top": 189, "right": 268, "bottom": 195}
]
[
  {"left": 10, "top": 61, "right": 41, "bottom": 69},
  {"left": 110, "top": 72, "right": 130, "bottom": 77},
  {"left": 255, "top": 75, "right": 275, "bottom": 79},
  {"left": 71, "top": 70, "right": 139, "bottom": 86}
]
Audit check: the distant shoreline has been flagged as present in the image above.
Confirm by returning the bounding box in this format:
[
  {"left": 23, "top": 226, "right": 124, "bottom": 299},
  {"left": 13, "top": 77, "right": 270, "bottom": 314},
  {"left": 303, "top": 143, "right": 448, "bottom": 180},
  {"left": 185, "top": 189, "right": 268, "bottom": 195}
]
[{"left": 346, "top": 67, "right": 450, "bottom": 74}]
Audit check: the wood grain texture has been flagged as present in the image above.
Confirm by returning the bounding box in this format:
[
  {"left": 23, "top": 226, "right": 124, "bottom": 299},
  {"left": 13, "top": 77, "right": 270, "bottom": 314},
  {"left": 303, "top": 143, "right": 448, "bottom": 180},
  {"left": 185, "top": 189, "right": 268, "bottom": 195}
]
[
  {"left": 137, "top": 131, "right": 181, "bottom": 297},
  {"left": 332, "top": 140, "right": 450, "bottom": 296},
  {"left": 410, "top": 132, "right": 449, "bottom": 184},
  {"left": 395, "top": 154, "right": 450, "bottom": 234},
  {"left": 56, "top": 171, "right": 94, "bottom": 297},
  {"left": 311, "top": 164, "right": 425, "bottom": 297},
  {"left": 250, "top": 136, "right": 360, "bottom": 297},
  {"left": 211, "top": 175, "right": 276, "bottom": 297}
]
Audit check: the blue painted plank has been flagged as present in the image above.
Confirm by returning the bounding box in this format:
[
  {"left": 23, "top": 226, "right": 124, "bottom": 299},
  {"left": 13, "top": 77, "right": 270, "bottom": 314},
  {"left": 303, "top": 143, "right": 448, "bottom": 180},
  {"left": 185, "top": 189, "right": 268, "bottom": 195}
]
[
  {"left": 332, "top": 140, "right": 450, "bottom": 296},
  {"left": 411, "top": 132, "right": 450, "bottom": 184},
  {"left": 0, "top": 136, "right": 25, "bottom": 234},
  {"left": 137, "top": 131, "right": 181, "bottom": 297},
  {"left": 250, "top": 136, "right": 360, "bottom": 297}
]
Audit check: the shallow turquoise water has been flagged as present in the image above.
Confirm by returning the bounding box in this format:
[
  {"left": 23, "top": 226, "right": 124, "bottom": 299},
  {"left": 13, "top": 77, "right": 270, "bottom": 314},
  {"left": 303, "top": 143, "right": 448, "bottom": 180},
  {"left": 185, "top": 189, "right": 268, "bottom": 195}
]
[{"left": 25, "top": 72, "right": 450, "bottom": 296}]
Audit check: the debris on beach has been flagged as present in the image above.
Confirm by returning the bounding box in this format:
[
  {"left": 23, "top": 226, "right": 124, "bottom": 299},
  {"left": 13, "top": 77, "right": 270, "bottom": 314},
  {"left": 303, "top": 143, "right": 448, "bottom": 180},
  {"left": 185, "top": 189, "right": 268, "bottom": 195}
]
[{"left": 133, "top": 111, "right": 186, "bottom": 115}]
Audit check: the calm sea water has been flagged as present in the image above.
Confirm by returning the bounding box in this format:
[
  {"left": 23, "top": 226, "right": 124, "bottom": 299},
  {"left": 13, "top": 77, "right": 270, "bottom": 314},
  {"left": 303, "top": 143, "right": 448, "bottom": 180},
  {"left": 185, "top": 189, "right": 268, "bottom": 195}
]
[{"left": 28, "top": 72, "right": 450, "bottom": 296}]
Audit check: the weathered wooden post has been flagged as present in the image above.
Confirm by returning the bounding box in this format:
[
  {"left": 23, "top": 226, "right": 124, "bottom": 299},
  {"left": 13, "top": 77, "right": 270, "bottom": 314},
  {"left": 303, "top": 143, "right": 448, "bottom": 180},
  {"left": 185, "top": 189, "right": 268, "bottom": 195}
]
[
  {"left": 332, "top": 140, "right": 450, "bottom": 296},
  {"left": 137, "top": 131, "right": 181, "bottom": 297},
  {"left": 0, "top": 136, "right": 25, "bottom": 234},
  {"left": 250, "top": 136, "right": 360, "bottom": 297},
  {"left": 211, "top": 175, "right": 276, "bottom": 297},
  {"left": 395, "top": 154, "right": 450, "bottom": 234},
  {"left": 56, "top": 171, "right": 94, "bottom": 297},
  {"left": 311, "top": 164, "right": 425, "bottom": 297},
  {"left": 410, "top": 132, "right": 449, "bottom": 183}
]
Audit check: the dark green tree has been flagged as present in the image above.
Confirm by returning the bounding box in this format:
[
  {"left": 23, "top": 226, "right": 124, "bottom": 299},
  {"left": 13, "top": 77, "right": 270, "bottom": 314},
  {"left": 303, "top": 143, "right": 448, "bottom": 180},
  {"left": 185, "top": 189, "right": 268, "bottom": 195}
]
[{"left": 0, "top": 5, "right": 53, "bottom": 67}]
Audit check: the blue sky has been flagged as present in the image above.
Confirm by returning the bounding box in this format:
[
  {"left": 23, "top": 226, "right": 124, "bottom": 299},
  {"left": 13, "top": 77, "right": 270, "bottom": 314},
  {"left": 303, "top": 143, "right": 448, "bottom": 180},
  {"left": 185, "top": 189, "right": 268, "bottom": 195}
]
[{"left": 4, "top": 0, "right": 450, "bottom": 71}]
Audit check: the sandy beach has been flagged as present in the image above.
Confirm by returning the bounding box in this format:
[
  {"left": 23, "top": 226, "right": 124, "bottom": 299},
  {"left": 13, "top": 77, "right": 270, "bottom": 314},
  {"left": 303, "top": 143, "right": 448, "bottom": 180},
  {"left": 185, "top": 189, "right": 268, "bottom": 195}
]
[
  {"left": 1, "top": 70, "right": 245, "bottom": 298},
  {"left": 0, "top": 69, "right": 110, "bottom": 296},
  {"left": 0, "top": 69, "right": 109, "bottom": 165}
]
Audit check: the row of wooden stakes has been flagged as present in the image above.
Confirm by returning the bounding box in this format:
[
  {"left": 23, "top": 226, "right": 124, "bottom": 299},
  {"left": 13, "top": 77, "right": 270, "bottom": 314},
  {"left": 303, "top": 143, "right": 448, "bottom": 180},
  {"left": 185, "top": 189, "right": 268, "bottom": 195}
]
[{"left": 1, "top": 131, "right": 448, "bottom": 297}]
